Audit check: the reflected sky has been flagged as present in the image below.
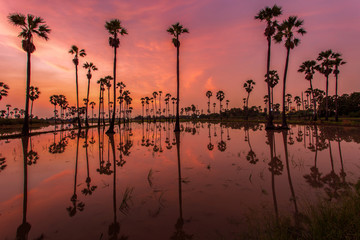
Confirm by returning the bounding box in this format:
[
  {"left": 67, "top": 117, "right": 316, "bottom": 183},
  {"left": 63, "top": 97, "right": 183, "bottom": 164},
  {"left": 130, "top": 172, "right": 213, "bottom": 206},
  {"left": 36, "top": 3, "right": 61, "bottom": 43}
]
[{"left": 0, "top": 122, "right": 359, "bottom": 239}]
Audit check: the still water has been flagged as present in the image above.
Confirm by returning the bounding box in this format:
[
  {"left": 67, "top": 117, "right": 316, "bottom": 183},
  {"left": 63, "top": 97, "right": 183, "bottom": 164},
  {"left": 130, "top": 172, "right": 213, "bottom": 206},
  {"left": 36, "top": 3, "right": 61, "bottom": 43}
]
[{"left": 0, "top": 122, "right": 359, "bottom": 239}]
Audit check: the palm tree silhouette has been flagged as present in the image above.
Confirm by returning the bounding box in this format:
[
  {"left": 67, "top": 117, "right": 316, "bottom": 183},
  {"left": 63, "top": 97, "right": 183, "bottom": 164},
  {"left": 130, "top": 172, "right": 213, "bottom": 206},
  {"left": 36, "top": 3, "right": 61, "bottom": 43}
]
[
  {"left": 50, "top": 95, "right": 59, "bottom": 125},
  {"left": 29, "top": 86, "right": 40, "bottom": 122},
  {"left": 167, "top": 22, "right": 189, "bottom": 132},
  {"left": 105, "top": 19, "right": 128, "bottom": 134},
  {"left": 274, "top": 16, "right": 306, "bottom": 129},
  {"left": 243, "top": 79, "right": 256, "bottom": 110},
  {"left": 8, "top": 13, "right": 50, "bottom": 135},
  {"left": 206, "top": 91, "right": 212, "bottom": 113},
  {"left": 216, "top": 91, "right": 225, "bottom": 114},
  {"left": 0, "top": 82, "right": 9, "bottom": 101},
  {"left": 153, "top": 91, "right": 158, "bottom": 119},
  {"left": 298, "top": 60, "right": 318, "bottom": 120},
  {"left": 83, "top": 62, "right": 98, "bottom": 127},
  {"left": 69, "top": 45, "right": 86, "bottom": 128},
  {"left": 255, "top": 5, "right": 282, "bottom": 129},
  {"left": 331, "top": 52, "right": 346, "bottom": 122},
  {"left": 315, "top": 50, "right": 333, "bottom": 121},
  {"left": 265, "top": 70, "right": 279, "bottom": 110},
  {"left": 89, "top": 101, "right": 96, "bottom": 124}
]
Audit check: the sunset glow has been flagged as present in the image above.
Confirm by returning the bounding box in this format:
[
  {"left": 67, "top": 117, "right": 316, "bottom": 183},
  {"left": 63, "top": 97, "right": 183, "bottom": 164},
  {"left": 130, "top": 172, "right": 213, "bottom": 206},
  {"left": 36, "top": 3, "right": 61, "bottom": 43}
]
[{"left": 1, "top": 0, "right": 359, "bottom": 117}]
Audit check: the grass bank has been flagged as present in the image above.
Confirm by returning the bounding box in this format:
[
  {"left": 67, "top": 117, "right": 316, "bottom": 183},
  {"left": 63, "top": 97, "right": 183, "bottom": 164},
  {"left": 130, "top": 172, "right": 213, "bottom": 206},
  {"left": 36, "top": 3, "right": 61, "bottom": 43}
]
[{"left": 243, "top": 181, "right": 360, "bottom": 240}]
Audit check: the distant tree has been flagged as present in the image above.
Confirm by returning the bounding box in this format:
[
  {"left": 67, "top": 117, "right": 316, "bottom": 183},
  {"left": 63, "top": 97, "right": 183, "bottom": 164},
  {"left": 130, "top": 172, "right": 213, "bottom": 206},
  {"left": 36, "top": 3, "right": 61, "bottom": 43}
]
[
  {"left": 243, "top": 79, "right": 256, "bottom": 109},
  {"left": 50, "top": 95, "right": 59, "bottom": 124},
  {"left": 206, "top": 91, "right": 213, "bottom": 113},
  {"left": 216, "top": 91, "right": 225, "bottom": 114},
  {"left": 6, "top": 104, "right": 11, "bottom": 118},
  {"left": 0, "top": 82, "right": 9, "bottom": 101},
  {"left": 29, "top": 86, "right": 40, "bottom": 121}
]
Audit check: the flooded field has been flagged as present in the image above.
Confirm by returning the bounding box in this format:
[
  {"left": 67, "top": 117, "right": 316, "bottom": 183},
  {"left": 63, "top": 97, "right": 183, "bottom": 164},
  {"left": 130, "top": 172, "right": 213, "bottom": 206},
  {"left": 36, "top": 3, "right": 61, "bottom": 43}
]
[{"left": 0, "top": 122, "right": 359, "bottom": 239}]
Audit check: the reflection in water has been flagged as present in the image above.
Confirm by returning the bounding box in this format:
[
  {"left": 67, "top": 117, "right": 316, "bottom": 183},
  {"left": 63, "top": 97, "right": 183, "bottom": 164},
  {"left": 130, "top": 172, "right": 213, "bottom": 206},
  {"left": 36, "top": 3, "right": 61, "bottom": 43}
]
[
  {"left": 67, "top": 131, "right": 85, "bottom": 217},
  {"left": 0, "top": 122, "right": 359, "bottom": 239},
  {"left": 171, "top": 131, "right": 193, "bottom": 240}
]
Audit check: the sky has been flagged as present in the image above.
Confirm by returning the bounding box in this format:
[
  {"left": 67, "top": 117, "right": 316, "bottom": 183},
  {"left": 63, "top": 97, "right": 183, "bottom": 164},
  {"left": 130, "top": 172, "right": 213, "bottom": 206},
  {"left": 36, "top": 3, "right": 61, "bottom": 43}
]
[{"left": 0, "top": 0, "right": 359, "bottom": 118}]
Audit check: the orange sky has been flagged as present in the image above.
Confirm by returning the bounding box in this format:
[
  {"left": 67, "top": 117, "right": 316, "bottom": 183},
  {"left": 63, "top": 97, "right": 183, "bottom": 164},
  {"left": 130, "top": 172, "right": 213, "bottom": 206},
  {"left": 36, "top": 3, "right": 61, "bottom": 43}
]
[{"left": 0, "top": 0, "right": 359, "bottom": 117}]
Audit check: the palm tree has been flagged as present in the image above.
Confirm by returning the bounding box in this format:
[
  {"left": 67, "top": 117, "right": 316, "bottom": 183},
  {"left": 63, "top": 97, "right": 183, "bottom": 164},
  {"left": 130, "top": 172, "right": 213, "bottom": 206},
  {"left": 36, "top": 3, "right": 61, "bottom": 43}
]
[
  {"left": 152, "top": 91, "right": 158, "bottom": 118},
  {"left": 331, "top": 52, "right": 346, "bottom": 122},
  {"left": 226, "top": 100, "right": 230, "bottom": 110},
  {"left": 140, "top": 97, "right": 145, "bottom": 120},
  {"left": 97, "top": 76, "right": 111, "bottom": 126},
  {"left": 158, "top": 91, "right": 162, "bottom": 116},
  {"left": 294, "top": 96, "right": 301, "bottom": 111},
  {"left": 105, "top": 19, "right": 128, "bottom": 134},
  {"left": 0, "top": 82, "right": 9, "bottom": 101},
  {"left": 69, "top": 45, "right": 86, "bottom": 128},
  {"left": 243, "top": 79, "right": 256, "bottom": 109},
  {"left": 50, "top": 95, "right": 59, "bottom": 124},
  {"left": 6, "top": 104, "right": 11, "bottom": 118},
  {"left": 255, "top": 5, "right": 282, "bottom": 129},
  {"left": 89, "top": 101, "right": 96, "bottom": 122},
  {"left": 298, "top": 60, "right": 318, "bottom": 120},
  {"left": 8, "top": 13, "right": 51, "bottom": 135},
  {"left": 266, "top": 70, "right": 279, "bottom": 110},
  {"left": 274, "top": 16, "right": 306, "bottom": 129},
  {"left": 216, "top": 90, "right": 225, "bottom": 114},
  {"left": 83, "top": 62, "right": 98, "bottom": 127},
  {"left": 315, "top": 50, "right": 333, "bottom": 121},
  {"left": 117, "top": 81, "right": 126, "bottom": 124},
  {"left": 29, "top": 86, "right": 40, "bottom": 121},
  {"left": 167, "top": 22, "right": 189, "bottom": 132},
  {"left": 206, "top": 91, "right": 212, "bottom": 113},
  {"left": 285, "top": 93, "right": 292, "bottom": 111},
  {"left": 213, "top": 102, "right": 216, "bottom": 113}
]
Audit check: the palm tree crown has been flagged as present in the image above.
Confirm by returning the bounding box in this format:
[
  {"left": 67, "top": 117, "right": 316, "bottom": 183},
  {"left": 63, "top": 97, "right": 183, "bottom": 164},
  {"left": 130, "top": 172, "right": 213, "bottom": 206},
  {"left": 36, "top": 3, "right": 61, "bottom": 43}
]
[
  {"left": 274, "top": 16, "right": 306, "bottom": 49},
  {"left": 8, "top": 13, "right": 51, "bottom": 53},
  {"left": 105, "top": 19, "right": 128, "bottom": 48},
  {"left": 167, "top": 22, "right": 189, "bottom": 47}
]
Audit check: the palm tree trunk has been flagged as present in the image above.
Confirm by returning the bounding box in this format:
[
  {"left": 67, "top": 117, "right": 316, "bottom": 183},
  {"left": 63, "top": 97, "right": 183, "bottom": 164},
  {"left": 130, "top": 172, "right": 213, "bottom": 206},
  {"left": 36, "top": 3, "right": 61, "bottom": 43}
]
[
  {"left": 281, "top": 47, "right": 291, "bottom": 129},
  {"left": 75, "top": 64, "right": 81, "bottom": 128},
  {"left": 22, "top": 52, "right": 31, "bottom": 135},
  {"left": 107, "top": 44, "right": 117, "bottom": 134},
  {"left": 98, "top": 86, "right": 102, "bottom": 127},
  {"left": 325, "top": 74, "right": 329, "bottom": 121},
  {"left": 310, "top": 80, "right": 317, "bottom": 121},
  {"left": 85, "top": 75, "right": 91, "bottom": 127},
  {"left": 265, "top": 36, "right": 274, "bottom": 129},
  {"left": 30, "top": 100, "right": 34, "bottom": 124},
  {"left": 174, "top": 41, "right": 180, "bottom": 132},
  {"left": 335, "top": 72, "right": 339, "bottom": 122}
]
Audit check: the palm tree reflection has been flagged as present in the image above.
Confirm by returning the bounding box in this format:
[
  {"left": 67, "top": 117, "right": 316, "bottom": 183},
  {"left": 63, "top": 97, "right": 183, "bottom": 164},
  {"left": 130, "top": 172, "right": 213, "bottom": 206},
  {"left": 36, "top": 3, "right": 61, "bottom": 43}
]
[
  {"left": 245, "top": 125, "right": 258, "bottom": 164},
  {"left": 67, "top": 131, "right": 85, "bottom": 217},
  {"left": 171, "top": 131, "right": 192, "bottom": 240},
  {"left": 82, "top": 130, "right": 97, "bottom": 196}
]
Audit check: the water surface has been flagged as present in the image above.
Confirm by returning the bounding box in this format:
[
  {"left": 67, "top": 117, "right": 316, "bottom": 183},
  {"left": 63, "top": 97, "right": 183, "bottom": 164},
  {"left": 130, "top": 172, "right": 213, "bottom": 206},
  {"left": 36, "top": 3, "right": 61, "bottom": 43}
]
[{"left": 0, "top": 122, "right": 359, "bottom": 239}]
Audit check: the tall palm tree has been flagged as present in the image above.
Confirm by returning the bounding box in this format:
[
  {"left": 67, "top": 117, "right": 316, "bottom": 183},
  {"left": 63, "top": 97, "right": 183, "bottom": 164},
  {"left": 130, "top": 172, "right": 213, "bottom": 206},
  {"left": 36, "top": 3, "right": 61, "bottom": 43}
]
[
  {"left": 167, "top": 22, "right": 189, "bottom": 132},
  {"left": 0, "top": 82, "right": 9, "bottom": 101},
  {"left": 105, "top": 19, "right": 128, "bottom": 134},
  {"left": 152, "top": 91, "right": 158, "bottom": 118},
  {"left": 140, "top": 97, "right": 145, "bottom": 120},
  {"left": 8, "top": 13, "right": 51, "bottom": 135},
  {"left": 243, "top": 79, "right": 256, "bottom": 109},
  {"left": 315, "top": 50, "right": 333, "bottom": 121},
  {"left": 274, "top": 16, "right": 306, "bottom": 129},
  {"left": 331, "top": 52, "right": 346, "bottom": 122},
  {"left": 69, "top": 45, "right": 86, "bottom": 128},
  {"left": 255, "top": 5, "right": 282, "bottom": 129},
  {"left": 216, "top": 90, "right": 225, "bottom": 114},
  {"left": 117, "top": 81, "right": 126, "bottom": 124},
  {"left": 206, "top": 91, "right": 212, "bottom": 113},
  {"left": 298, "top": 60, "right": 317, "bottom": 120},
  {"left": 158, "top": 91, "right": 162, "bottom": 116},
  {"left": 294, "top": 96, "right": 301, "bottom": 111},
  {"left": 29, "top": 86, "right": 40, "bottom": 121},
  {"left": 83, "top": 62, "right": 98, "bottom": 127}
]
